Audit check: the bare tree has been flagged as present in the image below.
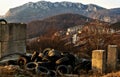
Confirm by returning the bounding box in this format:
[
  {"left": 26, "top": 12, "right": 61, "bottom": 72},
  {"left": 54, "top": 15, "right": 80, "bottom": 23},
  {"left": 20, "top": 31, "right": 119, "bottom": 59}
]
[{"left": 81, "top": 21, "right": 115, "bottom": 50}]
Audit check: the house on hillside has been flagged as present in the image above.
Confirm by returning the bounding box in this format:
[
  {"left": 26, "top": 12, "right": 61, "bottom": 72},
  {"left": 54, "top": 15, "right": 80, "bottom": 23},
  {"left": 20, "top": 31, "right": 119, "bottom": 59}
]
[{"left": 67, "top": 25, "right": 83, "bottom": 34}]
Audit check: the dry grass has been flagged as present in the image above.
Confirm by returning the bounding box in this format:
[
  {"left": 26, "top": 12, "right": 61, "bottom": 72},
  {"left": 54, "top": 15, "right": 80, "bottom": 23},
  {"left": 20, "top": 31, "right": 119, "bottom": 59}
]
[
  {"left": 1, "top": 65, "right": 120, "bottom": 77},
  {"left": 102, "top": 71, "right": 120, "bottom": 77}
]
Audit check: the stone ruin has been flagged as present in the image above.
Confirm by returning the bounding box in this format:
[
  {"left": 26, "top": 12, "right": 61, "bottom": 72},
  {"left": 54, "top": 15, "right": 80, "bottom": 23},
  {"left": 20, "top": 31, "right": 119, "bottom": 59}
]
[
  {"left": 0, "top": 21, "right": 26, "bottom": 58},
  {"left": 92, "top": 45, "right": 118, "bottom": 74}
]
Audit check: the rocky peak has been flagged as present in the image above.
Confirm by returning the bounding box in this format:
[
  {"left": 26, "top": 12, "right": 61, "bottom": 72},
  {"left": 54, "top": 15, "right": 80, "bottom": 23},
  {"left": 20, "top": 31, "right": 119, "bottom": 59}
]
[{"left": 4, "top": 1, "right": 120, "bottom": 23}]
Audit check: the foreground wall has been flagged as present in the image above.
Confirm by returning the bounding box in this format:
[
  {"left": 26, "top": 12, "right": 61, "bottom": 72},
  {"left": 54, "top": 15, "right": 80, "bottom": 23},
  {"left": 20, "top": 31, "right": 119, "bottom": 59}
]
[{"left": 0, "top": 23, "right": 26, "bottom": 58}]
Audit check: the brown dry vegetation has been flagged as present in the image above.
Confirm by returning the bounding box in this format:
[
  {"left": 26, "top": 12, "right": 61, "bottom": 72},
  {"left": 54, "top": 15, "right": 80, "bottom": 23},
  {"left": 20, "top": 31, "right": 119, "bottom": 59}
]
[
  {"left": 27, "top": 13, "right": 93, "bottom": 38},
  {"left": 27, "top": 21, "right": 120, "bottom": 59}
]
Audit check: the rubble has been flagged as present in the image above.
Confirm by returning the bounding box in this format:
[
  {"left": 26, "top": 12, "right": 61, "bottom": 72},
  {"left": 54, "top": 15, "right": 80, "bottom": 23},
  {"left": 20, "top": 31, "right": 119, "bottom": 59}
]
[{"left": 0, "top": 48, "right": 91, "bottom": 76}]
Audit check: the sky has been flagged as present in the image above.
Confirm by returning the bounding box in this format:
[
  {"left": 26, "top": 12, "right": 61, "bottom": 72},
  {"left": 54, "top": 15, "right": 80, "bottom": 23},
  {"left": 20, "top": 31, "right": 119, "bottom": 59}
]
[{"left": 0, "top": 0, "right": 120, "bottom": 15}]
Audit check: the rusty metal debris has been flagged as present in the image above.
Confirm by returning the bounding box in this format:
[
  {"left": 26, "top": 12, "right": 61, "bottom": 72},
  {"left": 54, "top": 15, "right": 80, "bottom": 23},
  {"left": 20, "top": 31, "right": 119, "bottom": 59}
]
[{"left": 0, "top": 48, "right": 91, "bottom": 76}]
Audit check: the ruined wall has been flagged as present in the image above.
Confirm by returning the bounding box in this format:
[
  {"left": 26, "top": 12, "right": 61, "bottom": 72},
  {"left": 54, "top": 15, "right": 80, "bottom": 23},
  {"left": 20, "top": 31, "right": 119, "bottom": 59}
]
[
  {"left": 107, "top": 45, "right": 118, "bottom": 72},
  {"left": 92, "top": 50, "right": 106, "bottom": 74},
  {"left": 0, "top": 23, "right": 26, "bottom": 58}
]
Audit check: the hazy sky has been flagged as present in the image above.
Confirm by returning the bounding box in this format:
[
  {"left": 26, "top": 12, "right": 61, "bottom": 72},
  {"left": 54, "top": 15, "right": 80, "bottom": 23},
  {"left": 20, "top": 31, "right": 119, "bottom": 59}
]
[{"left": 0, "top": 0, "right": 120, "bottom": 15}]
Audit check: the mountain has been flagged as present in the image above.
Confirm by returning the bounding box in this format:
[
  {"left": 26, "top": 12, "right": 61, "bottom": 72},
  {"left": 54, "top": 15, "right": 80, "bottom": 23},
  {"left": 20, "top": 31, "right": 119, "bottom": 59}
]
[
  {"left": 27, "top": 13, "right": 93, "bottom": 38},
  {"left": 4, "top": 1, "right": 120, "bottom": 23}
]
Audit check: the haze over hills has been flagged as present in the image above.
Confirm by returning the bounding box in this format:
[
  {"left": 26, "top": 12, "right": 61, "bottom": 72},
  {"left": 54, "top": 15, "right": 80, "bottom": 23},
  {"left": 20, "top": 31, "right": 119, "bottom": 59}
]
[
  {"left": 27, "top": 13, "right": 93, "bottom": 38},
  {"left": 4, "top": 1, "right": 120, "bottom": 23}
]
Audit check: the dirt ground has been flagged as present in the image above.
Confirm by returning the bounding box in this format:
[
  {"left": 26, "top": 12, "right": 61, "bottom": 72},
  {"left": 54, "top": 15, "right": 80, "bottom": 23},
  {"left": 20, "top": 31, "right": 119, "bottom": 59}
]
[
  {"left": 0, "top": 65, "right": 102, "bottom": 77},
  {"left": 1, "top": 64, "right": 120, "bottom": 77}
]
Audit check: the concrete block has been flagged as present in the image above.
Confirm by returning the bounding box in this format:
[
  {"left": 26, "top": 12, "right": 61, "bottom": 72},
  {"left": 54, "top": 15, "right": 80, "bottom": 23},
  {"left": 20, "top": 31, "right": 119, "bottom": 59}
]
[
  {"left": 0, "top": 42, "right": 1, "bottom": 58},
  {"left": 1, "top": 40, "right": 26, "bottom": 57},
  {"left": 0, "top": 23, "right": 26, "bottom": 58},
  {"left": 0, "top": 23, "right": 26, "bottom": 41},
  {"left": 0, "top": 25, "right": 1, "bottom": 41},
  {"left": 0, "top": 24, "right": 9, "bottom": 41},
  {"left": 92, "top": 50, "right": 106, "bottom": 74},
  {"left": 107, "top": 45, "right": 118, "bottom": 71}
]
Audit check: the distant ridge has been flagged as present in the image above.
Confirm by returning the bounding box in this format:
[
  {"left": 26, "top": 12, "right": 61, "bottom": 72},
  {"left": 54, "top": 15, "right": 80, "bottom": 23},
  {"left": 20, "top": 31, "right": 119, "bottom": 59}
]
[
  {"left": 4, "top": 1, "right": 120, "bottom": 23},
  {"left": 27, "top": 13, "right": 93, "bottom": 38}
]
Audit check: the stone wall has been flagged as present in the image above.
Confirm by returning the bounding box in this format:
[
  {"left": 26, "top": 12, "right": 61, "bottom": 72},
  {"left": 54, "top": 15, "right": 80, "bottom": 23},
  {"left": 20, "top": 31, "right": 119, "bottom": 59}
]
[
  {"left": 0, "top": 23, "right": 26, "bottom": 58},
  {"left": 92, "top": 50, "right": 106, "bottom": 74},
  {"left": 92, "top": 45, "right": 118, "bottom": 73},
  {"left": 107, "top": 45, "right": 118, "bottom": 72}
]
